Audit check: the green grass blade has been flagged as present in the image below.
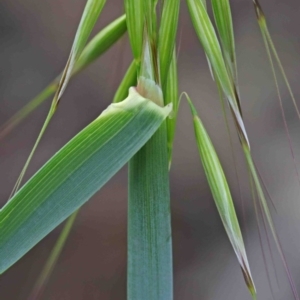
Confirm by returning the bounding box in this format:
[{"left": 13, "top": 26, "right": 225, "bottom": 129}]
[
  {"left": 9, "top": 109, "right": 54, "bottom": 197},
  {"left": 0, "top": 90, "right": 172, "bottom": 274},
  {"left": 186, "top": 94, "right": 256, "bottom": 299},
  {"left": 0, "top": 15, "right": 127, "bottom": 141},
  {"left": 55, "top": 0, "right": 106, "bottom": 102},
  {"left": 113, "top": 61, "right": 137, "bottom": 103},
  {"left": 186, "top": 0, "right": 249, "bottom": 148},
  {"left": 28, "top": 35, "right": 132, "bottom": 296},
  {"left": 211, "top": 0, "right": 237, "bottom": 81},
  {"left": 164, "top": 50, "right": 179, "bottom": 168},
  {"left": 28, "top": 210, "right": 79, "bottom": 300},
  {"left": 158, "top": 0, "right": 180, "bottom": 86},
  {"left": 73, "top": 14, "right": 127, "bottom": 74},
  {"left": 125, "top": 0, "right": 144, "bottom": 69}
]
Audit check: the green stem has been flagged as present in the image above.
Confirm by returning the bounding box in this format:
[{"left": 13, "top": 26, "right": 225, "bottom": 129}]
[{"left": 128, "top": 121, "right": 173, "bottom": 300}]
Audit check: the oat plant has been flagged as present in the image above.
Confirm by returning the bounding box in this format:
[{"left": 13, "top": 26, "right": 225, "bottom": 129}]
[{"left": 0, "top": 0, "right": 299, "bottom": 299}]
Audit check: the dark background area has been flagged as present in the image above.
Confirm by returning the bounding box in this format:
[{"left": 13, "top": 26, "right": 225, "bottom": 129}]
[{"left": 1, "top": 0, "right": 300, "bottom": 299}]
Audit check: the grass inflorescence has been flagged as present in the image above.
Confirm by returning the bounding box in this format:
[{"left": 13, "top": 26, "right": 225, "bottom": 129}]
[{"left": 0, "top": 1, "right": 299, "bottom": 299}]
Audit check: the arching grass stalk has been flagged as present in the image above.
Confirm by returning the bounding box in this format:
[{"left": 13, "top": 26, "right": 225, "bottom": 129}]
[
  {"left": 9, "top": 0, "right": 107, "bottom": 197},
  {"left": 187, "top": 0, "right": 299, "bottom": 298}
]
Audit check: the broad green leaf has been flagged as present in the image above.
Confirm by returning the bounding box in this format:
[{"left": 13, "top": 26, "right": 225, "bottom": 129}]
[
  {"left": 211, "top": 0, "right": 237, "bottom": 81},
  {"left": 186, "top": 95, "right": 256, "bottom": 299},
  {"left": 165, "top": 50, "right": 179, "bottom": 167},
  {"left": 0, "top": 89, "right": 172, "bottom": 274},
  {"left": 113, "top": 61, "right": 137, "bottom": 103},
  {"left": 0, "top": 15, "right": 127, "bottom": 141},
  {"left": 186, "top": 0, "right": 249, "bottom": 147},
  {"left": 158, "top": 0, "right": 180, "bottom": 87},
  {"left": 25, "top": 18, "right": 129, "bottom": 293}
]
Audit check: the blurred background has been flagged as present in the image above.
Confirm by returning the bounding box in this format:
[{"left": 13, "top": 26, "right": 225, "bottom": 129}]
[{"left": 1, "top": 0, "right": 300, "bottom": 299}]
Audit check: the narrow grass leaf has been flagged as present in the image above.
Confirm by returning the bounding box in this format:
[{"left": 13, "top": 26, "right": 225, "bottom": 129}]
[
  {"left": 0, "top": 90, "right": 172, "bottom": 274},
  {"left": 125, "top": 0, "right": 144, "bottom": 68},
  {"left": 165, "top": 50, "right": 179, "bottom": 167},
  {"left": 158, "top": 0, "right": 180, "bottom": 86},
  {"left": 73, "top": 14, "right": 127, "bottom": 74},
  {"left": 55, "top": 0, "right": 106, "bottom": 102},
  {"left": 0, "top": 15, "right": 127, "bottom": 141},
  {"left": 186, "top": 94, "right": 256, "bottom": 299},
  {"left": 186, "top": 0, "right": 249, "bottom": 148},
  {"left": 113, "top": 61, "right": 137, "bottom": 103}
]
